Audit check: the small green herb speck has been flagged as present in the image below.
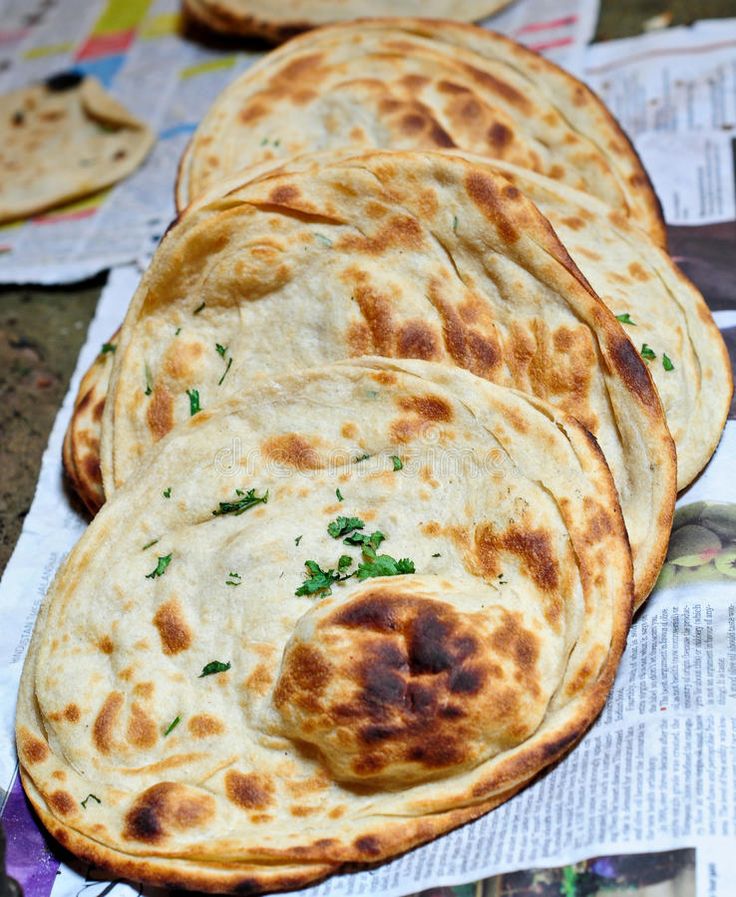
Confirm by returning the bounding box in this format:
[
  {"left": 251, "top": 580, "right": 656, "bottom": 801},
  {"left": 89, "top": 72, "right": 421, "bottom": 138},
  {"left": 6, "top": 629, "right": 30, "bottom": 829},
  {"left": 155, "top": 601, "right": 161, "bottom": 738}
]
[
  {"left": 164, "top": 715, "right": 181, "bottom": 736},
  {"left": 640, "top": 343, "right": 656, "bottom": 361},
  {"left": 100, "top": 342, "right": 116, "bottom": 355},
  {"left": 336, "top": 488, "right": 344, "bottom": 502},
  {"left": 146, "top": 553, "right": 172, "bottom": 579},
  {"left": 615, "top": 313, "right": 636, "bottom": 325},
  {"left": 144, "top": 363, "right": 153, "bottom": 396},
  {"left": 163, "top": 487, "right": 171, "bottom": 498},
  {"left": 175, "top": 327, "right": 182, "bottom": 336},
  {"left": 216, "top": 343, "right": 228, "bottom": 358},
  {"left": 187, "top": 388, "right": 201, "bottom": 415},
  {"left": 662, "top": 353, "right": 674, "bottom": 371},
  {"left": 199, "top": 660, "right": 231, "bottom": 677},
  {"left": 213, "top": 488, "right": 268, "bottom": 517},
  {"left": 81, "top": 794, "right": 101, "bottom": 809},
  {"left": 452, "top": 215, "right": 458, "bottom": 233},
  {"left": 218, "top": 356, "right": 233, "bottom": 386},
  {"left": 432, "top": 553, "right": 441, "bottom": 558},
  {"left": 193, "top": 302, "right": 206, "bottom": 314},
  {"left": 295, "top": 535, "right": 302, "bottom": 546},
  {"left": 226, "top": 571, "right": 242, "bottom": 586},
  {"left": 142, "top": 539, "right": 159, "bottom": 551},
  {"left": 391, "top": 455, "right": 403, "bottom": 471},
  {"left": 354, "top": 453, "right": 370, "bottom": 463}
]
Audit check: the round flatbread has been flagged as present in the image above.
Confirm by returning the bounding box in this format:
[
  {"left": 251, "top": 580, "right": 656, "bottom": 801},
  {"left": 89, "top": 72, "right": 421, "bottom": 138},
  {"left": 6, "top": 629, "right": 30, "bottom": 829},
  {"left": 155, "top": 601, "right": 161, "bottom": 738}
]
[
  {"left": 183, "top": 0, "right": 514, "bottom": 43},
  {"left": 0, "top": 74, "right": 153, "bottom": 224},
  {"left": 18, "top": 357, "right": 633, "bottom": 893},
  {"left": 176, "top": 18, "right": 665, "bottom": 246},
  {"left": 101, "top": 150, "right": 674, "bottom": 604}
]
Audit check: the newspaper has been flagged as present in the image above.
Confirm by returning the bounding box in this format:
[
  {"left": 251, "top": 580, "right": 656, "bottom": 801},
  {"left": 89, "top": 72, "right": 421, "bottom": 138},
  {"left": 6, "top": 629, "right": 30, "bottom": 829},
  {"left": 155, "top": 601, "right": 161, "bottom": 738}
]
[
  {"left": 0, "top": 0, "right": 597, "bottom": 285},
  {"left": 2, "top": 10, "right": 736, "bottom": 897}
]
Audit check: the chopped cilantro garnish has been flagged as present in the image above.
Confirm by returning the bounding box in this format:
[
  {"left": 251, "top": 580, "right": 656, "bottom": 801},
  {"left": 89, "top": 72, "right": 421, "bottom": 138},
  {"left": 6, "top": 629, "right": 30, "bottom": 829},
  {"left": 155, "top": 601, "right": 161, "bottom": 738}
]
[
  {"left": 295, "top": 535, "right": 302, "bottom": 546},
  {"left": 338, "top": 554, "right": 353, "bottom": 572},
  {"left": 199, "top": 660, "right": 231, "bottom": 677},
  {"left": 193, "top": 302, "right": 206, "bottom": 314},
  {"left": 216, "top": 343, "right": 227, "bottom": 358},
  {"left": 432, "top": 552, "right": 441, "bottom": 558},
  {"left": 295, "top": 560, "right": 341, "bottom": 597},
  {"left": 218, "top": 357, "right": 233, "bottom": 386},
  {"left": 391, "top": 455, "right": 403, "bottom": 471},
  {"left": 357, "top": 546, "right": 415, "bottom": 581},
  {"left": 344, "top": 529, "right": 385, "bottom": 551},
  {"left": 145, "top": 553, "right": 172, "bottom": 579},
  {"left": 354, "top": 453, "right": 371, "bottom": 463},
  {"left": 142, "top": 539, "right": 159, "bottom": 551},
  {"left": 615, "top": 313, "right": 636, "bottom": 325},
  {"left": 162, "top": 487, "right": 171, "bottom": 498},
  {"left": 164, "top": 715, "right": 181, "bottom": 736},
  {"left": 327, "top": 516, "right": 364, "bottom": 539},
  {"left": 213, "top": 488, "right": 268, "bottom": 517},
  {"left": 81, "top": 794, "right": 101, "bottom": 809},
  {"left": 175, "top": 327, "right": 182, "bottom": 336},
  {"left": 100, "top": 342, "right": 116, "bottom": 355},
  {"left": 336, "top": 488, "right": 344, "bottom": 502},
  {"left": 640, "top": 343, "right": 656, "bottom": 362},
  {"left": 187, "top": 388, "right": 201, "bottom": 416},
  {"left": 225, "top": 571, "right": 242, "bottom": 586},
  {"left": 662, "top": 353, "right": 674, "bottom": 372},
  {"left": 452, "top": 215, "right": 459, "bottom": 233}
]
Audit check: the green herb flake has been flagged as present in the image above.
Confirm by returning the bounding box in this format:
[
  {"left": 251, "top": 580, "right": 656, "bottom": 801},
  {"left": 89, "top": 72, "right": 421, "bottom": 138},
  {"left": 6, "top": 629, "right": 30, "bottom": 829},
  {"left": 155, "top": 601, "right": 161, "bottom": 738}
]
[
  {"left": 226, "top": 571, "right": 242, "bottom": 586},
  {"left": 145, "top": 553, "right": 172, "bottom": 579},
  {"left": 218, "top": 356, "right": 233, "bottom": 386},
  {"left": 432, "top": 552, "right": 441, "bottom": 558},
  {"left": 164, "top": 715, "right": 181, "bottom": 736},
  {"left": 187, "top": 388, "right": 201, "bottom": 416},
  {"left": 344, "top": 529, "right": 385, "bottom": 551},
  {"left": 295, "top": 560, "right": 341, "bottom": 597},
  {"left": 452, "top": 215, "right": 459, "bottom": 233},
  {"left": 144, "top": 363, "right": 153, "bottom": 396},
  {"left": 141, "top": 539, "right": 159, "bottom": 551},
  {"left": 81, "top": 794, "right": 101, "bottom": 809},
  {"left": 327, "top": 516, "right": 364, "bottom": 539},
  {"left": 162, "top": 487, "right": 172, "bottom": 498},
  {"left": 175, "top": 327, "right": 182, "bottom": 336},
  {"left": 100, "top": 342, "right": 116, "bottom": 355},
  {"left": 215, "top": 343, "right": 228, "bottom": 358},
  {"left": 640, "top": 343, "right": 656, "bottom": 362},
  {"left": 662, "top": 353, "right": 675, "bottom": 372},
  {"left": 391, "top": 455, "right": 403, "bottom": 471},
  {"left": 193, "top": 301, "right": 206, "bottom": 314},
  {"left": 615, "top": 313, "right": 636, "bottom": 325},
  {"left": 295, "top": 535, "right": 303, "bottom": 546},
  {"left": 336, "top": 488, "right": 344, "bottom": 502},
  {"left": 357, "top": 546, "right": 415, "bottom": 581},
  {"left": 213, "top": 488, "right": 268, "bottom": 517},
  {"left": 199, "top": 660, "right": 231, "bottom": 678},
  {"left": 337, "top": 554, "right": 353, "bottom": 572},
  {"left": 354, "top": 453, "right": 370, "bottom": 463},
  {"left": 314, "top": 233, "right": 333, "bottom": 248}
]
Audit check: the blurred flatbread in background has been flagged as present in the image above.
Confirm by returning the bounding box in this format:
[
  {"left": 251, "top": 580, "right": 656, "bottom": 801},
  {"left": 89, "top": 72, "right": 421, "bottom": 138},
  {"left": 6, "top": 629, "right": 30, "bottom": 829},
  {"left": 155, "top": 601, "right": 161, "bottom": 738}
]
[
  {"left": 0, "top": 72, "right": 154, "bottom": 224},
  {"left": 182, "top": 0, "right": 515, "bottom": 44}
]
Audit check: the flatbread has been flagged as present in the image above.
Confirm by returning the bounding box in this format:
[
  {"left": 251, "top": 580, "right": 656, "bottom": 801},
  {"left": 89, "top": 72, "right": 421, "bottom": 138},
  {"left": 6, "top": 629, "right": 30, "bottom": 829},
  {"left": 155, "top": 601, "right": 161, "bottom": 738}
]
[
  {"left": 62, "top": 332, "right": 119, "bottom": 515},
  {"left": 18, "top": 357, "right": 633, "bottom": 892},
  {"left": 101, "top": 150, "right": 674, "bottom": 604},
  {"left": 0, "top": 73, "right": 153, "bottom": 224},
  {"left": 182, "top": 0, "right": 513, "bottom": 43},
  {"left": 176, "top": 18, "right": 665, "bottom": 246}
]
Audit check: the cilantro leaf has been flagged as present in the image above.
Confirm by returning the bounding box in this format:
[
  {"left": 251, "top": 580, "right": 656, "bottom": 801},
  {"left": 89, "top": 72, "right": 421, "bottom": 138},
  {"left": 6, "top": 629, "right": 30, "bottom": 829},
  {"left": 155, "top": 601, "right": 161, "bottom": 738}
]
[
  {"left": 218, "top": 357, "right": 232, "bottom": 385},
  {"left": 327, "top": 516, "right": 364, "bottom": 539},
  {"left": 212, "top": 488, "right": 268, "bottom": 517},
  {"left": 615, "top": 313, "right": 636, "bottom": 325},
  {"left": 295, "top": 560, "right": 341, "bottom": 597},
  {"left": 336, "top": 488, "right": 344, "bottom": 502},
  {"left": 215, "top": 343, "right": 227, "bottom": 358},
  {"left": 187, "top": 388, "right": 201, "bottom": 415},
  {"left": 81, "top": 794, "right": 101, "bottom": 809},
  {"left": 344, "top": 529, "right": 385, "bottom": 551},
  {"left": 100, "top": 342, "right": 116, "bottom": 355},
  {"left": 662, "top": 353, "right": 674, "bottom": 372},
  {"left": 226, "top": 571, "right": 242, "bottom": 586},
  {"left": 162, "top": 487, "right": 171, "bottom": 498},
  {"left": 164, "top": 715, "right": 181, "bottom": 736},
  {"left": 295, "top": 535, "right": 302, "bottom": 546},
  {"left": 141, "top": 539, "right": 159, "bottom": 551},
  {"left": 145, "top": 554, "right": 172, "bottom": 579},
  {"left": 354, "top": 453, "right": 371, "bottom": 463},
  {"left": 338, "top": 554, "right": 353, "bottom": 572},
  {"left": 357, "top": 549, "right": 415, "bottom": 581},
  {"left": 640, "top": 343, "right": 656, "bottom": 362},
  {"left": 391, "top": 455, "right": 403, "bottom": 471},
  {"left": 199, "top": 660, "right": 231, "bottom": 677}
]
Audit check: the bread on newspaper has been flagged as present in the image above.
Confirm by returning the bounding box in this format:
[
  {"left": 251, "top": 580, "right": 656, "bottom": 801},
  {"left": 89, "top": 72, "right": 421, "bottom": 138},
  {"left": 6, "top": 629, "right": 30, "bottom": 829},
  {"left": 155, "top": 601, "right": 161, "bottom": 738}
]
[
  {"left": 0, "top": 73, "right": 153, "bottom": 224},
  {"left": 183, "top": 0, "right": 514, "bottom": 43},
  {"left": 18, "top": 357, "right": 633, "bottom": 893},
  {"left": 100, "top": 151, "right": 674, "bottom": 604},
  {"left": 176, "top": 19, "right": 665, "bottom": 246}
]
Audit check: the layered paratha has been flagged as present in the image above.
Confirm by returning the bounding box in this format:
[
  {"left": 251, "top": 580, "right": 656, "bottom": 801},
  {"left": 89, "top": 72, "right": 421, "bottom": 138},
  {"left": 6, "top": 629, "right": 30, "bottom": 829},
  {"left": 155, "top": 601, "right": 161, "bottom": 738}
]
[
  {"left": 101, "top": 151, "right": 674, "bottom": 604},
  {"left": 19, "top": 358, "right": 633, "bottom": 892},
  {"left": 0, "top": 73, "right": 153, "bottom": 224},
  {"left": 176, "top": 19, "right": 665, "bottom": 246},
  {"left": 183, "top": 0, "right": 513, "bottom": 42}
]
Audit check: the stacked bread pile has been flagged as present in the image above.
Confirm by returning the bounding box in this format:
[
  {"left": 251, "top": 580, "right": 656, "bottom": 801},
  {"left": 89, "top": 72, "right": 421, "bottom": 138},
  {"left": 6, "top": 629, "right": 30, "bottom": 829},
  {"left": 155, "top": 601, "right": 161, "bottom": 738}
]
[{"left": 20, "top": 19, "right": 731, "bottom": 894}]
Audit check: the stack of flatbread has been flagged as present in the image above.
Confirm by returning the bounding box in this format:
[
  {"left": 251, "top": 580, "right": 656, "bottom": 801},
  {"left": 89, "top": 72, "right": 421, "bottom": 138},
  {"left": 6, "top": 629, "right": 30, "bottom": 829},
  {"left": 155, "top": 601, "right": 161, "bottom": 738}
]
[{"left": 20, "top": 19, "right": 732, "bottom": 894}]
